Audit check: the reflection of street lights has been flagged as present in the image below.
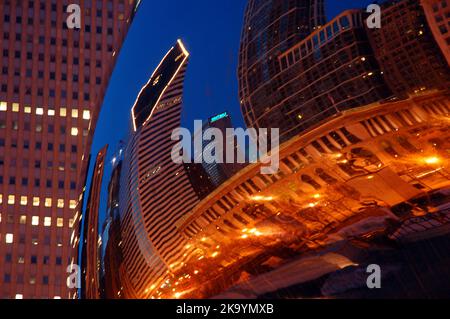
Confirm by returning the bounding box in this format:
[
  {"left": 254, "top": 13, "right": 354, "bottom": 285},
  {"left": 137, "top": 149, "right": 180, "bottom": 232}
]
[
  {"left": 250, "top": 195, "right": 274, "bottom": 202},
  {"left": 424, "top": 156, "right": 441, "bottom": 165}
]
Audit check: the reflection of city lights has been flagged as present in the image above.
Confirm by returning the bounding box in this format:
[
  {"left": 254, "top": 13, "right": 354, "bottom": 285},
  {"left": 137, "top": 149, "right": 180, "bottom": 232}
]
[
  {"left": 309, "top": 202, "right": 318, "bottom": 208},
  {"left": 201, "top": 237, "right": 207, "bottom": 242},
  {"left": 424, "top": 156, "right": 440, "bottom": 165},
  {"left": 174, "top": 292, "right": 182, "bottom": 299},
  {"left": 250, "top": 195, "right": 274, "bottom": 202},
  {"left": 241, "top": 234, "right": 249, "bottom": 239},
  {"left": 185, "top": 244, "right": 191, "bottom": 249},
  {"left": 211, "top": 252, "right": 219, "bottom": 258},
  {"left": 367, "top": 175, "right": 375, "bottom": 180},
  {"left": 313, "top": 194, "right": 321, "bottom": 199},
  {"left": 194, "top": 270, "right": 200, "bottom": 275}
]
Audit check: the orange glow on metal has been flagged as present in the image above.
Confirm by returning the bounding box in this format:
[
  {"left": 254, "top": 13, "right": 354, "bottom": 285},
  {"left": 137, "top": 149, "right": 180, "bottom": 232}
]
[{"left": 424, "top": 156, "right": 441, "bottom": 165}]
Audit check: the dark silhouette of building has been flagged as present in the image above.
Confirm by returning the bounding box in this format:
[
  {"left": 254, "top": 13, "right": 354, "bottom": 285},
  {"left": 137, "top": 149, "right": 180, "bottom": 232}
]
[
  {"left": 193, "top": 112, "right": 247, "bottom": 187},
  {"left": 184, "top": 162, "right": 216, "bottom": 200},
  {"left": 81, "top": 146, "right": 108, "bottom": 299},
  {"left": 0, "top": 0, "right": 139, "bottom": 299}
]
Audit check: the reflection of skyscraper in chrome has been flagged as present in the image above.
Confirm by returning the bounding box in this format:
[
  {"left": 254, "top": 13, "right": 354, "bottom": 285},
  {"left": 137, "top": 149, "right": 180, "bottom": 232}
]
[
  {"left": 193, "top": 112, "right": 247, "bottom": 188},
  {"left": 119, "top": 40, "right": 200, "bottom": 298}
]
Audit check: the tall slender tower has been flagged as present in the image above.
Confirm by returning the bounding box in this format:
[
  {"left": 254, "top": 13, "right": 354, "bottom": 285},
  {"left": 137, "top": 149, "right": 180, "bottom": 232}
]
[
  {"left": 81, "top": 145, "right": 108, "bottom": 300},
  {"left": 120, "top": 40, "right": 200, "bottom": 298},
  {"left": 0, "top": 1, "right": 139, "bottom": 299}
]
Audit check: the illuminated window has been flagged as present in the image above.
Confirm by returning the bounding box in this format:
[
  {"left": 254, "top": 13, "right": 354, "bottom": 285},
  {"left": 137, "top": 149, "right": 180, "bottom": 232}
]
[
  {"left": 44, "top": 217, "right": 52, "bottom": 227},
  {"left": 83, "top": 110, "right": 91, "bottom": 120},
  {"left": 12, "top": 103, "right": 19, "bottom": 112},
  {"left": 36, "top": 108, "right": 44, "bottom": 115},
  {"left": 45, "top": 198, "right": 52, "bottom": 207},
  {"left": 48, "top": 109, "right": 56, "bottom": 116},
  {"left": 57, "top": 218, "right": 64, "bottom": 228},
  {"left": 54, "top": 296, "right": 61, "bottom": 300},
  {"left": 60, "top": 108, "right": 67, "bottom": 117},
  {"left": 6, "top": 233, "right": 14, "bottom": 244},
  {"left": 33, "top": 197, "right": 40, "bottom": 207},
  {"left": 18, "top": 256, "right": 25, "bottom": 264},
  {"left": 71, "top": 128, "right": 79, "bottom": 136},
  {"left": 24, "top": 106, "right": 32, "bottom": 114},
  {"left": 69, "top": 200, "right": 77, "bottom": 209},
  {"left": 69, "top": 219, "right": 75, "bottom": 228},
  {"left": 57, "top": 199, "right": 65, "bottom": 208},
  {"left": 20, "top": 196, "right": 28, "bottom": 206},
  {"left": 15, "top": 294, "right": 23, "bottom": 299},
  {"left": 32, "top": 216, "right": 39, "bottom": 226},
  {"left": 0, "top": 194, "right": 2, "bottom": 204},
  {"left": 20, "top": 215, "right": 27, "bottom": 224},
  {"left": 0, "top": 101, "right": 7, "bottom": 111},
  {"left": 8, "top": 195, "right": 15, "bottom": 205},
  {"left": 71, "top": 109, "right": 79, "bottom": 118}
]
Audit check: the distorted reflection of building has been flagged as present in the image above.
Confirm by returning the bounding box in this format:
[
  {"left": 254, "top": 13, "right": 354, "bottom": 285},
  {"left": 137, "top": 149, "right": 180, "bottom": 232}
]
[
  {"left": 366, "top": 0, "right": 450, "bottom": 98},
  {"left": 120, "top": 40, "right": 202, "bottom": 298},
  {"left": 193, "top": 112, "right": 247, "bottom": 188},
  {"left": 0, "top": 0, "right": 140, "bottom": 299},
  {"left": 99, "top": 145, "right": 126, "bottom": 299},
  {"left": 238, "top": 0, "right": 450, "bottom": 143},
  {"left": 81, "top": 146, "right": 108, "bottom": 299},
  {"left": 78, "top": 40, "right": 202, "bottom": 299},
  {"left": 76, "top": 0, "right": 450, "bottom": 300},
  {"left": 421, "top": 0, "right": 450, "bottom": 66},
  {"left": 173, "top": 91, "right": 450, "bottom": 298},
  {"left": 183, "top": 163, "right": 216, "bottom": 200}
]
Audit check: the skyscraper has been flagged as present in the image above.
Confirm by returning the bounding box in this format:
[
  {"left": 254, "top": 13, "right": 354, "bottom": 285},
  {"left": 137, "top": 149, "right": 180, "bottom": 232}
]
[
  {"left": 366, "top": 0, "right": 450, "bottom": 97},
  {"left": 193, "top": 112, "right": 246, "bottom": 187},
  {"left": 238, "top": 0, "right": 327, "bottom": 141},
  {"left": 80, "top": 145, "right": 107, "bottom": 300},
  {"left": 0, "top": 1, "right": 139, "bottom": 299},
  {"left": 238, "top": 1, "right": 393, "bottom": 142},
  {"left": 238, "top": 0, "right": 450, "bottom": 143},
  {"left": 119, "top": 40, "right": 200, "bottom": 298}
]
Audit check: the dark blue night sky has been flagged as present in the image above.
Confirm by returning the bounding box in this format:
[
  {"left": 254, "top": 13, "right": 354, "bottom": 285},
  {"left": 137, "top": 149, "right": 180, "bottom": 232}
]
[{"left": 91, "top": 0, "right": 375, "bottom": 158}]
